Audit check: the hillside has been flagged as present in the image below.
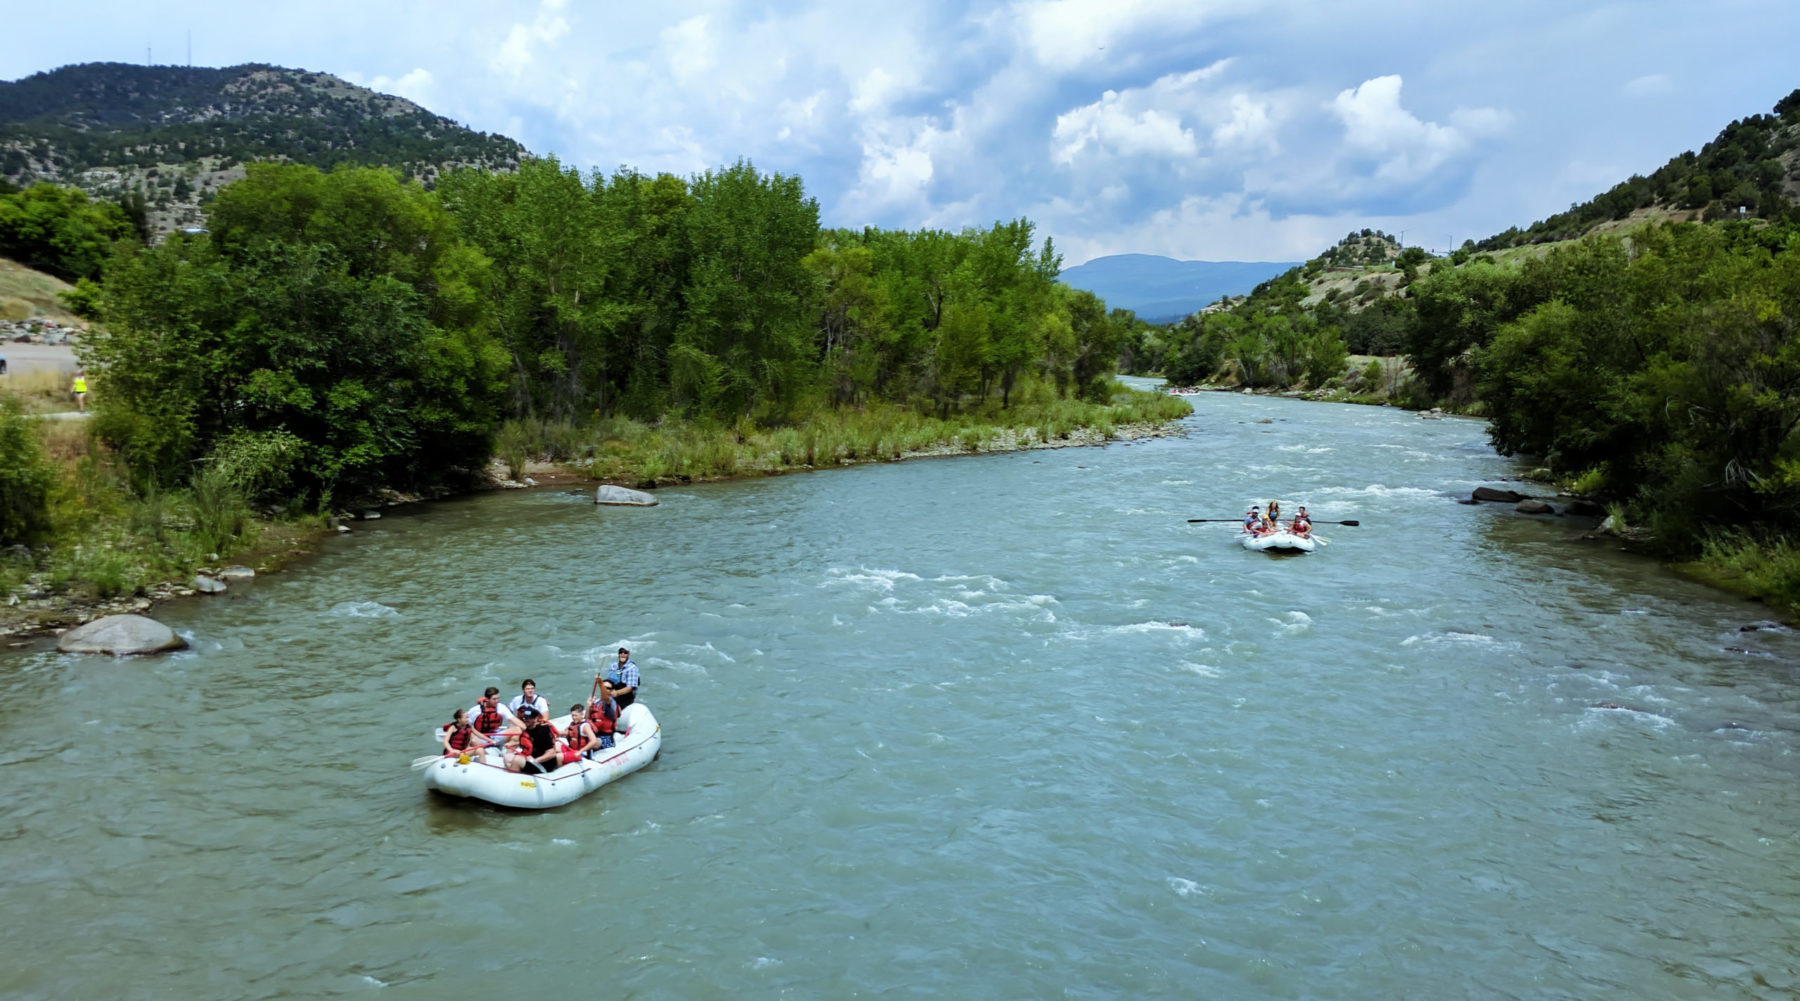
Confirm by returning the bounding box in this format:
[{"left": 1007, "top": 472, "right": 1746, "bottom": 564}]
[
  {"left": 0, "top": 62, "right": 524, "bottom": 235},
  {"left": 1477, "top": 88, "right": 1800, "bottom": 250},
  {"left": 1058, "top": 254, "right": 1299, "bottom": 322},
  {"left": 0, "top": 253, "right": 81, "bottom": 325}
]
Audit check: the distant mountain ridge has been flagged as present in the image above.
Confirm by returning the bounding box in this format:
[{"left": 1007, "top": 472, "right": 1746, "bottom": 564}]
[
  {"left": 1058, "top": 254, "right": 1300, "bottom": 322},
  {"left": 0, "top": 62, "right": 524, "bottom": 234}
]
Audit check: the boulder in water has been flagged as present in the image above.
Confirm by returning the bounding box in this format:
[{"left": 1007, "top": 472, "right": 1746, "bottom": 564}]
[
  {"left": 57, "top": 614, "right": 187, "bottom": 655},
  {"left": 1471, "top": 486, "right": 1524, "bottom": 503},
  {"left": 218, "top": 566, "right": 256, "bottom": 580},
  {"left": 1564, "top": 498, "right": 1605, "bottom": 517},
  {"left": 596, "top": 485, "right": 659, "bottom": 507},
  {"left": 192, "top": 575, "right": 227, "bottom": 594},
  {"left": 1515, "top": 499, "right": 1556, "bottom": 515}
]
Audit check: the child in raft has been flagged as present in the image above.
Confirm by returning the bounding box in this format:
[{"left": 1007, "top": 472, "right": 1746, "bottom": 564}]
[{"left": 441, "top": 709, "right": 496, "bottom": 758}]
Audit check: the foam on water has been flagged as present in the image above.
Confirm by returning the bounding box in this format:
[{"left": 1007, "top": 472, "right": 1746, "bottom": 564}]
[{"left": 328, "top": 601, "right": 399, "bottom": 618}]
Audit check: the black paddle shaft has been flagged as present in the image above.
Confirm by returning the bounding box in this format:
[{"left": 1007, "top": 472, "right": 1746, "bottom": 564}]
[{"left": 1186, "top": 518, "right": 1359, "bottom": 526}]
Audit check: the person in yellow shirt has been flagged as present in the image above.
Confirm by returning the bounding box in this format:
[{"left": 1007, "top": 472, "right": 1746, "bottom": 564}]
[{"left": 71, "top": 369, "right": 88, "bottom": 411}]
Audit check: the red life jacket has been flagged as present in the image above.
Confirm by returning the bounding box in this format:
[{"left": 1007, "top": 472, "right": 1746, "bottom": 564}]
[
  {"left": 473, "top": 702, "right": 504, "bottom": 733},
  {"left": 447, "top": 725, "right": 475, "bottom": 752},
  {"left": 589, "top": 702, "right": 616, "bottom": 735},
  {"left": 562, "top": 721, "right": 588, "bottom": 752}
]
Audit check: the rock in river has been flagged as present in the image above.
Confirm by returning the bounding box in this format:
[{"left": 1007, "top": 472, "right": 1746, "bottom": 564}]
[
  {"left": 57, "top": 614, "right": 187, "bottom": 655},
  {"left": 192, "top": 575, "right": 227, "bottom": 594},
  {"left": 1471, "top": 486, "right": 1525, "bottom": 503},
  {"left": 596, "top": 485, "right": 659, "bottom": 507},
  {"left": 1515, "top": 499, "right": 1556, "bottom": 515}
]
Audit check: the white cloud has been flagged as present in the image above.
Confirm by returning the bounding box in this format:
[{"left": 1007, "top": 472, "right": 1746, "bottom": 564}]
[
  {"left": 851, "top": 119, "right": 943, "bottom": 214},
  {"left": 661, "top": 15, "right": 716, "bottom": 83},
  {"left": 492, "top": 0, "right": 571, "bottom": 78},
  {"left": 357, "top": 67, "right": 434, "bottom": 107},
  {"left": 1330, "top": 75, "right": 1505, "bottom": 184},
  {"left": 1014, "top": 0, "right": 1256, "bottom": 71},
  {"left": 1053, "top": 92, "right": 1197, "bottom": 164},
  {"left": 1622, "top": 73, "right": 1674, "bottom": 98},
  {"left": 1211, "top": 93, "right": 1277, "bottom": 153}
]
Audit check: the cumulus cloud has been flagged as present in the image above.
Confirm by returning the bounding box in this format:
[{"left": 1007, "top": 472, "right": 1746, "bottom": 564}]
[
  {"left": 492, "top": 0, "right": 570, "bottom": 78},
  {"left": 1014, "top": 0, "right": 1258, "bottom": 72},
  {"left": 1052, "top": 94, "right": 1197, "bottom": 164}
]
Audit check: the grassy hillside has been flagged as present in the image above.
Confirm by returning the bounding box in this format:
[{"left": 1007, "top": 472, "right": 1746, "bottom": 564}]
[{"left": 0, "top": 254, "right": 80, "bottom": 324}]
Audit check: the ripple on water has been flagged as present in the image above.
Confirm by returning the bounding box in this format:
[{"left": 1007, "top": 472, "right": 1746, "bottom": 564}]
[{"left": 327, "top": 600, "right": 399, "bottom": 618}]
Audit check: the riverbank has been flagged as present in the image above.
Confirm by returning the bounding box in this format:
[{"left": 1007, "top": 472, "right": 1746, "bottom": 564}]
[
  {"left": 1158, "top": 371, "right": 1800, "bottom": 620},
  {"left": 1, "top": 383, "right": 1191, "bottom": 640}
]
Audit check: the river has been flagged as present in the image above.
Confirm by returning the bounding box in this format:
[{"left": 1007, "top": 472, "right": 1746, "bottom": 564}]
[{"left": 2, "top": 387, "right": 1796, "bottom": 1000}]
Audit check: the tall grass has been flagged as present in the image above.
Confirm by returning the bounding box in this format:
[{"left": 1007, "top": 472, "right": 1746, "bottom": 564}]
[
  {"left": 499, "top": 379, "right": 1188, "bottom": 488},
  {"left": 1, "top": 412, "right": 273, "bottom": 604},
  {"left": 1685, "top": 532, "right": 1800, "bottom": 617}
]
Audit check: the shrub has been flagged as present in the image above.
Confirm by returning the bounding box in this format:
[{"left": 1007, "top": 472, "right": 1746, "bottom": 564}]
[{"left": 0, "top": 398, "right": 54, "bottom": 544}]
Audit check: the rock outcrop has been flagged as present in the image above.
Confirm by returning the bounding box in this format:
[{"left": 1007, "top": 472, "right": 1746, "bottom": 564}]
[
  {"left": 1471, "top": 486, "right": 1524, "bottom": 503},
  {"left": 1515, "top": 500, "right": 1556, "bottom": 515},
  {"left": 596, "top": 485, "right": 659, "bottom": 507},
  {"left": 57, "top": 614, "right": 187, "bottom": 655}
]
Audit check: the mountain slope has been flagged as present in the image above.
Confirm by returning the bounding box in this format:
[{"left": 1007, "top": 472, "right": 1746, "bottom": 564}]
[
  {"left": 1477, "top": 88, "right": 1800, "bottom": 250},
  {"left": 1058, "top": 254, "right": 1299, "bottom": 322},
  {"left": 0, "top": 62, "right": 524, "bottom": 234}
]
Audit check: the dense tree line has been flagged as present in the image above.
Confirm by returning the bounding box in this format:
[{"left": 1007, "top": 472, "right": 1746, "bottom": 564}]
[
  {"left": 0, "top": 182, "right": 134, "bottom": 281},
  {"left": 67, "top": 160, "right": 1143, "bottom": 507}
]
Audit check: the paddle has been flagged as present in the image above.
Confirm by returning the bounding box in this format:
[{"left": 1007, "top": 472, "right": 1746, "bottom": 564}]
[{"left": 1186, "top": 518, "right": 1360, "bottom": 526}]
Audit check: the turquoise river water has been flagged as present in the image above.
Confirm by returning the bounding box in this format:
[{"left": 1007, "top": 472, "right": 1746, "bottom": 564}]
[{"left": 2, "top": 386, "right": 1796, "bottom": 999}]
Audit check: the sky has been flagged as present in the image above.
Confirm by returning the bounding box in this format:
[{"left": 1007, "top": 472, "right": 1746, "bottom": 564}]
[{"left": 6, "top": 0, "right": 1797, "bottom": 265}]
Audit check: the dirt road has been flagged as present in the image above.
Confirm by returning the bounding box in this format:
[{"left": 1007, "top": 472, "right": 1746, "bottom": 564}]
[{"left": 0, "top": 342, "right": 77, "bottom": 377}]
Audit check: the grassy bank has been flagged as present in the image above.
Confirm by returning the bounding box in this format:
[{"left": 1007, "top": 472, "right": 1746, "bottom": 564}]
[
  {"left": 1674, "top": 533, "right": 1800, "bottom": 621},
  {"left": 496, "top": 382, "right": 1192, "bottom": 485},
  {"left": 0, "top": 399, "right": 322, "bottom": 636}
]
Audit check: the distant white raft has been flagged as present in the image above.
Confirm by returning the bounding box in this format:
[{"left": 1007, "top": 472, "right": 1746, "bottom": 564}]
[
  {"left": 423, "top": 703, "right": 662, "bottom": 809},
  {"left": 1239, "top": 530, "right": 1317, "bottom": 553}
]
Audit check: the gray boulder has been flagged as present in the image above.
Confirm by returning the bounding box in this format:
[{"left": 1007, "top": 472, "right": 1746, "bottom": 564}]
[
  {"left": 1515, "top": 499, "right": 1556, "bottom": 515},
  {"left": 217, "top": 566, "right": 256, "bottom": 580},
  {"left": 191, "top": 575, "right": 227, "bottom": 594},
  {"left": 58, "top": 614, "right": 187, "bottom": 655},
  {"left": 1565, "top": 499, "right": 1605, "bottom": 517},
  {"left": 596, "top": 484, "right": 659, "bottom": 507},
  {"left": 1472, "top": 486, "right": 1524, "bottom": 503}
]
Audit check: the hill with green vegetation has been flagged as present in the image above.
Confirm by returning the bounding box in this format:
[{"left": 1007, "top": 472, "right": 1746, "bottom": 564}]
[
  {"left": 1476, "top": 88, "right": 1800, "bottom": 250},
  {"left": 0, "top": 62, "right": 524, "bottom": 235}
]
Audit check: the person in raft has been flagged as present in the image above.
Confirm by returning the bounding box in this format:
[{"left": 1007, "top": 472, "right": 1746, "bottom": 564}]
[
  {"left": 1291, "top": 505, "right": 1313, "bottom": 537},
  {"left": 586, "top": 682, "right": 621, "bottom": 750},
  {"left": 1243, "top": 505, "right": 1262, "bottom": 534},
  {"left": 560, "top": 703, "right": 596, "bottom": 763},
  {"left": 1266, "top": 500, "right": 1282, "bottom": 529},
  {"left": 600, "top": 648, "right": 639, "bottom": 709},
  {"left": 441, "top": 709, "right": 496, "bottom": 758},
  {"left": 507, "top": 707, "right": 564, "bottom": 774},
  {"left": 509, "top": 679, "right": 550, "bottom": 719},
  {"left": 466, "top": 686, "right": 513, "bottom": 737}
]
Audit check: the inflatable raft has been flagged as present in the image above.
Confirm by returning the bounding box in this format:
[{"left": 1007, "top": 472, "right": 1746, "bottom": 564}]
[
  {"left": 1239, "top": 530, "right": 1317, "bottom": 553},
  {"left": 423, "top": 703, "right": 662, "bottom": 809}
]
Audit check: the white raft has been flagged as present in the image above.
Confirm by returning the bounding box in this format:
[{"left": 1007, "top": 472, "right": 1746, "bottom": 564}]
[
  {"left": 423, "top": 703, "right": 662, "bottom": 809},
  {"left": 1239, "top": 530, "right": 1317, "bottom": 553}
]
